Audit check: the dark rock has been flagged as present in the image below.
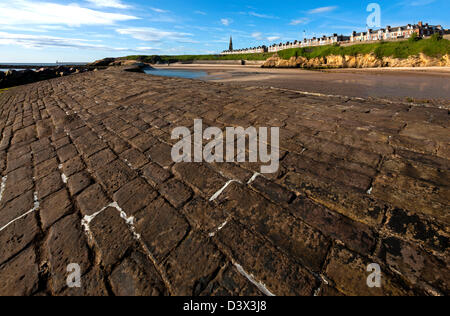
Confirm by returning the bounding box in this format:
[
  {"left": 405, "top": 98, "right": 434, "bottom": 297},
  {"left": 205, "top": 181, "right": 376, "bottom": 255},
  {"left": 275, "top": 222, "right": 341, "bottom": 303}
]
[
  {"left": 35, "top": 67, "right": 53, "bottom": 74},
  {"left": 89, "top": 58, "right": 116, "bottom": 67},
  {"left": 123, "top": 65, "right": 145, "bottom": 73},
  {"left": 0, "top": 66, "right": 87, "bottom": 89}
]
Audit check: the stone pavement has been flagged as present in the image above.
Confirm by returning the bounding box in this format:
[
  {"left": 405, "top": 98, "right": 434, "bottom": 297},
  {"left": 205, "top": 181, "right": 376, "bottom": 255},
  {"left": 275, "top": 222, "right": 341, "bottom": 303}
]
[{"left": 0, "top": 68, "right": 448, "bottom": 296}]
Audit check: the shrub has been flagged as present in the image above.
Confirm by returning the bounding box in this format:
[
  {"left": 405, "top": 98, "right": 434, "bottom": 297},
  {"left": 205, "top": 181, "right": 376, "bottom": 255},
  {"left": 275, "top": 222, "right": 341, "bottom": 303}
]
[
  {"left": 430, "top": 33, "right": 443, "bottom": 41},
  {"left": 408, "top": 33, "right": 420, "bottom": 42}
]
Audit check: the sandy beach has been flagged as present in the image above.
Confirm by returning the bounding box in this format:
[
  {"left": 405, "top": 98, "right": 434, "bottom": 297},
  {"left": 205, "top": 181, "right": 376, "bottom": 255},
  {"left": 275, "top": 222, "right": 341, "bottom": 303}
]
[{"left": 154, "top": 64, "right": 450, "bottom": 101}]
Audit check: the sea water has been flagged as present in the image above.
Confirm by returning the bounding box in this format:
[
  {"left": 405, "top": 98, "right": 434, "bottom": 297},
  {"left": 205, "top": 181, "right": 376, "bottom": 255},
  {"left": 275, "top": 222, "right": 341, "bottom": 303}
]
[{"left": 143, "top": 68, "right": 207, "bottom": 79}]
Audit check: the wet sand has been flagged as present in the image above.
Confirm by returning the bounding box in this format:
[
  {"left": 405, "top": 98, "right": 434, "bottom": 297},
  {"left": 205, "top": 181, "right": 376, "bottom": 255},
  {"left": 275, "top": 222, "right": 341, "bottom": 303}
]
[{"left": 154, "top": 64, "right": 450, "bottom": 101}]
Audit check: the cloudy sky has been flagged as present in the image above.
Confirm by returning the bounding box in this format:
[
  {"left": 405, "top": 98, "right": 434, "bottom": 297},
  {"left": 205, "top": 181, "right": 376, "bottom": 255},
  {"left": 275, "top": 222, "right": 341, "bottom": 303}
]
[{"left": 0, "top": 0, "right": 448, "bottom": 62}]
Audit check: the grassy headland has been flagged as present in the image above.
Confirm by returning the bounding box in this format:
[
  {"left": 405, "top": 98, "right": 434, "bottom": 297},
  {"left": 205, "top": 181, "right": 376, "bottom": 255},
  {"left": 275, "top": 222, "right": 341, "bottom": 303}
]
[
  {"left": 121, "top": 52, "right": 273, "bottom": 63},
  {"left": 121, "top": 36, "right": 449, "bottom": 63},
  {"left": 277, "top": 35, "right": 450, "bottom": 60}
]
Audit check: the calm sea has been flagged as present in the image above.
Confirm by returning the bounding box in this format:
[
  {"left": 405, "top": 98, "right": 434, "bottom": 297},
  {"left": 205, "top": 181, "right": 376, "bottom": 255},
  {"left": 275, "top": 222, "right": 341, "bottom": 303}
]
[{"left": 0, "top": 63, "right": 88, "bottom": 72}]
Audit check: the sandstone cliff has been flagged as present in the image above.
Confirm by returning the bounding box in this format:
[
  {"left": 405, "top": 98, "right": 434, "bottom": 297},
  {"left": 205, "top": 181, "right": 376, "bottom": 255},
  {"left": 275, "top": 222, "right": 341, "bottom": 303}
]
[{"left": 262, "top": 53, "right": 450, "bottom": 68}]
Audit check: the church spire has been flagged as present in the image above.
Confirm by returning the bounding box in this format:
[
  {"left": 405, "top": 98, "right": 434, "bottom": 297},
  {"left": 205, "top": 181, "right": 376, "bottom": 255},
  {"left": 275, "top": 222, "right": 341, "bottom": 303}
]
[{"left": 229, "top": 36, "right": 233, "bottom": 51}]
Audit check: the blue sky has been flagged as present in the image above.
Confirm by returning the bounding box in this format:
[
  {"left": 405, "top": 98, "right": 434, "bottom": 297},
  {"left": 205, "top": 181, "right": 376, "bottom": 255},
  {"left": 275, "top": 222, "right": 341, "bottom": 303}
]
[{"left": 0, "top": 0, "right": 448, "bottom": 62}]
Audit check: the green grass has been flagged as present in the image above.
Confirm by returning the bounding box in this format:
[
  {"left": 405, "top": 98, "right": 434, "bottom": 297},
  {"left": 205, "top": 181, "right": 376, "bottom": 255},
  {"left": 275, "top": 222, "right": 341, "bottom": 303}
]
[
  {"left": 121, "top": 52, "right": 273, "bottom": 63},
  {"left": 121, "top": 36, "right": 450, "bottom": 63},
  {"left": 277, "top": 36, "right": 450, "bottom": 60}
]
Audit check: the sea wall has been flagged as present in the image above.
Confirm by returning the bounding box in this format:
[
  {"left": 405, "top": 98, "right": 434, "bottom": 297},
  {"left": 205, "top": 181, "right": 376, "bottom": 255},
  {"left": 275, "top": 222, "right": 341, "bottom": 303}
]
[{"left": 262, "top": 53, "right": 450, "bottom": 68}]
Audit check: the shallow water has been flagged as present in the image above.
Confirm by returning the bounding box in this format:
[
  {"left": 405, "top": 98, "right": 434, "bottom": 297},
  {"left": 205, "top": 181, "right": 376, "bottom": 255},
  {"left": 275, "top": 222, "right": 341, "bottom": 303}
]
[{"left": 144, "top": 68, "right": 207, "bottom": 79}]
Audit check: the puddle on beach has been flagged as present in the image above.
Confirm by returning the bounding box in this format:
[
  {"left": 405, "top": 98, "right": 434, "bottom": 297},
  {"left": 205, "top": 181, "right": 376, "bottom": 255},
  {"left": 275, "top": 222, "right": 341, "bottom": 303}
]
[{"left": 143, "top": 68, "right": 208, "bottom": 79}]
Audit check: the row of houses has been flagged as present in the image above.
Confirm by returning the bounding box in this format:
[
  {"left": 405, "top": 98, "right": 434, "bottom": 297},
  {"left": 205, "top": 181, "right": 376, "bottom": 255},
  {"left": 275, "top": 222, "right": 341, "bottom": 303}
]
[
  {"left": 268, "top": 34, "right": 350, "bottom": 53},
  {"left": 221, "top": 22, "right": 447, "bottom": 55},
  {"left": 221, "top": 46, "right": 268, "bottom": 55},
  {"left": 351, "top": 22, "right": 444, "bottom": 42}
]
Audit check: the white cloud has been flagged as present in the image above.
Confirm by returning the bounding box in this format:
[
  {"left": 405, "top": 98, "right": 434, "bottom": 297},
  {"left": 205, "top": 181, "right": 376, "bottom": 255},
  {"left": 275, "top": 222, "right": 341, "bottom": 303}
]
[
  {"left": 221, "top": 18, "right": 232, "bottom": 26},
  {"left": 290, "top": 18, "right": 309, "bottom": 25},
  {"left": 0, "top": 31, "right": 129, "bottom": 51},
  {"left": 0, "top": 31, "right": 164, "bottom": 54},
  {"left": 0, "top": 0, "right": 139, "bottom": 27},
  {"left": 251, "top": 32, "right": 263, "bottom": 40},
  {"left": 86, "top": 0, "right": 130, "bottom": 9},
  {"left": 308, "top": 6, "right": 338, "bottom": 14},
  {"left": 1, "top": 25, "right": 74, "bottom": 33},
  {"left": 251, "top": 32, "right": 281, "bottom": 42},
  {"left": 116, "top": 27, "right": 193, "bottom": 43},
  {"left": 410, "top": 0, "right": 435, "bottom": 5},
  {"left": 194, "top": 11, "right": 207, "bottom": 15},
  {"left": 267, "top": 36, "right": 280, "bottom": 42},
  {"left": 148, "top": 16, "right": 176, "bottom": 23},
  {"left": 136, "top": 47, "right": 158, "bottom": 51},
  {"left": 249, "top": 12, "right": 279, "bottom": 19},
  {"left": 150, "top": 7, "right": 169, "bottom": 13}
]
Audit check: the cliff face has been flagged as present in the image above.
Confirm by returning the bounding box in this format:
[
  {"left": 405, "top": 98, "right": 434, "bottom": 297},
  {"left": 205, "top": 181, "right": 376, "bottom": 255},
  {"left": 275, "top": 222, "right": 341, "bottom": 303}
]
[{"left": 262, "top": 53, "right": 450, "bottom": 68}]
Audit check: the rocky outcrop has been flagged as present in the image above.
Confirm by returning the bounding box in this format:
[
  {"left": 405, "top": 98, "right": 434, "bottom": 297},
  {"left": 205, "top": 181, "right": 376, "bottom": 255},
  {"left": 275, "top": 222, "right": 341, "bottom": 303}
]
[
  {"left": 0, "top": 66, "right": 89, "bottom": 89},
  {"left": 109, "top": 59, "right": 144, "bottom": 67},
  {"left": 262, "top": 53, "right": 450, "bottom": 68},
  {"left": 89, "top": 58, "right": 117, "bottom": 67},
  {"left": 90, "top": 58, "right": 153, "bottom": 69},
  {"left": 122, "top": 63, "right": 152, "bottom": 73}
]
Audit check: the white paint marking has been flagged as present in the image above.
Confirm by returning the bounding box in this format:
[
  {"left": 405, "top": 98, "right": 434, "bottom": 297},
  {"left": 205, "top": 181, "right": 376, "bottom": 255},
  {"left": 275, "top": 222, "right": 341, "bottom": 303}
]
[
  {"left": 314, "top": 286, "right": 322, "bottom": 296},
  {"left": 247, "top": 172, "right": 260, "bottom": 185},
  {"left": 314, "top": 274, "right": 330, "bottom": 296},
  {"left": 58, "top": 163, "right": 68, "bottom": 183},
  {"left": 81, "top": 202, "right": 141, "bottom": 241},
  {"left": 269, "top": 86, "right": 351, "bottom": 99},
  {"left": 124, "top": 159, "right": 133, "bottom": 168},
  {"left": 234, "top": 262, "right": 275, "bottom": 297},
  {"left": 81, "top": 202, "right": 115, "bottom": 238},
  {"left": 114, "top": 202, "right": 141, "bottom": 239},
  {"left": 208, "top": 220, "right": 229, "bottom": 237},
  {"left": 320, "top": 274, "right": 330, "bottom": 285},
  {"left": 0, "top": 192, "right": 39, "bottom": 232},
  {"left": 0, "top": 176, "right": 8, "bottom": 203},
  {"left": 209, "top": 180, "right": 241, "bottom": 202}
]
